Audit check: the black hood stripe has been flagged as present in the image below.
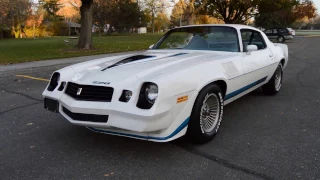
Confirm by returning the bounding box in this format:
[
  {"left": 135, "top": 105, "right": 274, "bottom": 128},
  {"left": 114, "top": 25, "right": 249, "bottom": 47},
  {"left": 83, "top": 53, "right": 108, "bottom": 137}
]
[
  {"left": 167, "top": 53, "right": 188, "bottom": 57},
  {"left": 101, "top": 53, "right": 189, "bottom": 71},
  {"left": 101, "top": 55, "right": 155, "bottom": 71}
]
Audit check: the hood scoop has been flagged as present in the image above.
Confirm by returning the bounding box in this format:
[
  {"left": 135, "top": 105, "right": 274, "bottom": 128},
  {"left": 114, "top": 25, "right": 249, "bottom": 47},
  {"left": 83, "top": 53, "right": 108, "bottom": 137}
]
[{"left": 102, "top": 55, "right": 155, "bottom": 71}]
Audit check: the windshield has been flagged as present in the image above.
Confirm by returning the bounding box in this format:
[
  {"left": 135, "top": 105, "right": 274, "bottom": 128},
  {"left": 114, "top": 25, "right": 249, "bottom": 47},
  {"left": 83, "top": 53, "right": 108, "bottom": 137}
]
[{"left": 153, "top": 26, "right": 239, "bottom": 52}]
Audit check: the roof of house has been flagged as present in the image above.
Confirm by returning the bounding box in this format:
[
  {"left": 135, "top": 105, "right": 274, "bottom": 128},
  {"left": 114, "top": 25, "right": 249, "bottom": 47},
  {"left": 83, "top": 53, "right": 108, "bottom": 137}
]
[{"left": 65, "top": 21, "right": 81, "bottom": 28}]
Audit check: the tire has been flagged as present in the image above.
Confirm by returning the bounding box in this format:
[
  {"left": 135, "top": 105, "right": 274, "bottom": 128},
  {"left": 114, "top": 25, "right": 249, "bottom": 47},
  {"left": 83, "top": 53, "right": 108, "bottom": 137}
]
[
  {"left": 262, "top": 63, "right": 283, "bottom": 95},
  {"left": 277, "top": 36, "right": 285, "bottom": 43},
  {"left": 186, "top": 84, "right": 224, "bottom": 143}
]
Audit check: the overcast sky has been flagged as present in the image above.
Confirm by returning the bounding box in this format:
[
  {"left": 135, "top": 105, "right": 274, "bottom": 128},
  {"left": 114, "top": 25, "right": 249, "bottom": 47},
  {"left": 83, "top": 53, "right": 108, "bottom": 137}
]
[{"left": 314, "top": 0, "right": 320, "bottom": 14}]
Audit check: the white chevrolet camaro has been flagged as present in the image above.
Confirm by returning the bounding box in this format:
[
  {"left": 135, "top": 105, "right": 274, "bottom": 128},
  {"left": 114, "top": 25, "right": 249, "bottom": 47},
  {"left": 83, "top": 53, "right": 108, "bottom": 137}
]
[{"left": 43, "top": 24, "right": 288, "bottom": 143}]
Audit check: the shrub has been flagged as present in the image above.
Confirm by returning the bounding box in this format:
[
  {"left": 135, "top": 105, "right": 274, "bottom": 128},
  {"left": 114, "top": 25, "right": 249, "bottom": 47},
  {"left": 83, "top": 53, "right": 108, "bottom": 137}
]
[
  {"left": 46, "top": 21, "right": 68, "bottom": 36},
  {"left": 24, "top": 25, "right": 49, "bottom": 37}
]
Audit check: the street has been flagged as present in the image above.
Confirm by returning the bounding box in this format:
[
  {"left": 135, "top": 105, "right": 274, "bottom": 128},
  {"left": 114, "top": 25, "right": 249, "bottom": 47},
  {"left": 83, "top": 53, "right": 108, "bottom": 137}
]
[{"left": 1, "top": 37, "right": 320, "bottom": 180}]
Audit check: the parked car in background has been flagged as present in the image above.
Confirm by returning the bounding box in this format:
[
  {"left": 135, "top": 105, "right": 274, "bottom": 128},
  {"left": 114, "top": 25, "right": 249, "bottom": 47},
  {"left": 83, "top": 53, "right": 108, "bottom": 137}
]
[
  {"left": 263, "top": 28, "right": 294, "bottom": 42},
  {"left": 287, "top": 28, "right": 295, "bottom": 37}
]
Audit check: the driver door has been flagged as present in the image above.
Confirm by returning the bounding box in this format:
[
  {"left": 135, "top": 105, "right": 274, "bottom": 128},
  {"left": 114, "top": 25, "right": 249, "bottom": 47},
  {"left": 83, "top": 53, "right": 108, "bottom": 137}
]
[{"left": 240, "top": 29, "right": 274, "bottom": 85}]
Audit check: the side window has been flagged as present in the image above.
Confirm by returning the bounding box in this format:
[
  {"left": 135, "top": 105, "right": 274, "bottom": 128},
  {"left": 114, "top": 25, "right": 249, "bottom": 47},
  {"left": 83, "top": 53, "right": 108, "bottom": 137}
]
[
  {"left": 273, "top": 29, "right": 278, "bottom": 33},
  {"left": 264, "top": 29, "right": 272, "bottom": 33},
  {"left": 241, "top": 30, "right": 253, "bottom": 52},
  {"left": 240, "top": 29, "right": 267, "bottom": 51},
  {"left": 241, "top": 30, "right": 253, "bottom": 42},
  {"left": 279, "top": 28, "right": 288, "bottom": 33},
  {"left": 251, "top": 31, "right": 267, "bottom": 49}
]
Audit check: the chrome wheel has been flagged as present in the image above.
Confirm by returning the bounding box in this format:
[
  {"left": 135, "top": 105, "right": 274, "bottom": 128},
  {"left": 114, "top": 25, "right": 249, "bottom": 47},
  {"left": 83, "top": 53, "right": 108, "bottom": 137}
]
[
  {"left": 275, "top": 65, "right": 282, "bottom": 91},
  {"left": 200, "top": 93, "right": 220, "bottom": 133}
]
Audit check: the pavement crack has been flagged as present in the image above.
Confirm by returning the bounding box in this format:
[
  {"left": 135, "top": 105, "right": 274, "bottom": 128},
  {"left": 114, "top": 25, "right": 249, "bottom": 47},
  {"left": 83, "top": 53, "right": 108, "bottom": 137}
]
[
  {"left": 289, "top": 55, "right": 311, "bottom": 88},
  {"left": 1, "top": 88, "right": 43, "bottom": 102},
  {"left": 176, "top": 143, "right": 273, "bottom": 180},
  {"left": 0, "top": 102, "right": 42, "bottom": 116}
]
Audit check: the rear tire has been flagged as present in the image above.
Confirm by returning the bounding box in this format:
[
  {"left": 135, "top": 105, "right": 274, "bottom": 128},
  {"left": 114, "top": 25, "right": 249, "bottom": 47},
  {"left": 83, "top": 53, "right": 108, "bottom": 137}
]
[
  {"left": 186, "top": 84, "right": 224, "bottom": 143},
  {"left": 277, "top": 36, "right": 285, "bottom": 43},
  {"left": 262, "top": 63, "right": 283, "bottom": 95}
]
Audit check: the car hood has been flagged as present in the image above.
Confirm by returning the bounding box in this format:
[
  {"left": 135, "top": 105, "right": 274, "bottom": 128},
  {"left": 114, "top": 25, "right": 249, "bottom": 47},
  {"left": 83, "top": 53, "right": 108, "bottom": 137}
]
[{"left": 68, "top": 50, "right": 236, "bottom": 85}]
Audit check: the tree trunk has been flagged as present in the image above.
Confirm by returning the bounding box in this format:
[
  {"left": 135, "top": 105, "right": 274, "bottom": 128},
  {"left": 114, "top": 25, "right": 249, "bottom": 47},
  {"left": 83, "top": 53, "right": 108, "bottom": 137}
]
[
  {"left": 188, "top": 15, "right": 193, "bottom": 25},
  {"left": 0, "top": 27, "right": 3, "bottom": 39},
  {"left": 224, "top": 18, "right": 232, "bottom": 24},
  {"left": 152, "top": 12, "right": 155, "bottom": 34},
  {"left": 33, "top": 23, "right": 36, "bottom": 39},
  {"left": 77, "top": 0, "right": 93, "bottom": 49}
]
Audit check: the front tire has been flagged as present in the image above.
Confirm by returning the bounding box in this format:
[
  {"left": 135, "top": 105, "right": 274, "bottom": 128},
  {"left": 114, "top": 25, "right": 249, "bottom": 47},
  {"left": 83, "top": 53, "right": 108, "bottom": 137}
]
[
  {"left": 262, "top": 63, "right": 283, "bottom": 95},
  {"left": 186, "top": 84, "right": 224, "bottom": 143}
]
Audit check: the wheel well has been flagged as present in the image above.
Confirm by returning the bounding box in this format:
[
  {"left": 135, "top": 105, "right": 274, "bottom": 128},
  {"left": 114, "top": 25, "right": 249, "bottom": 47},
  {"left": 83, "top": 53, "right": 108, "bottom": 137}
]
[
  {"left": 214, "top": 80, "right": 227, "bottom": 98},
  {"left": 280, "top": 59, "right": 285, "bottom": 66}
]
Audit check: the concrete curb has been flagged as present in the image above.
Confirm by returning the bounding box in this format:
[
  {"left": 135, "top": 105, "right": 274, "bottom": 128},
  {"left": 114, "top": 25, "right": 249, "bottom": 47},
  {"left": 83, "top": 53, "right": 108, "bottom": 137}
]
[
  {"left": 0, "top": 51, "right": 144, "bottom": 77},
  {"left": 295, "top": 35, "right": 320, "bottom": 38}
]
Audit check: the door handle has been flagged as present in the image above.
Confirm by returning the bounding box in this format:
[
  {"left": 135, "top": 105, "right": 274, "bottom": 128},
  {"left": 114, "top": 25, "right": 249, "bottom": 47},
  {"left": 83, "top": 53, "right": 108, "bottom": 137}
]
[{"left": 269, "top": 54, "right": 273, "bottom": 57}]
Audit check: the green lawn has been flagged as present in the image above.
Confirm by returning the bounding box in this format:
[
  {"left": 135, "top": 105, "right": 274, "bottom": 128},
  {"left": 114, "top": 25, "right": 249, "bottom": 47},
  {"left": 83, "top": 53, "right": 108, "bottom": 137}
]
[{"left": 0, "top": 34, "right": 163, "bottom": 65}]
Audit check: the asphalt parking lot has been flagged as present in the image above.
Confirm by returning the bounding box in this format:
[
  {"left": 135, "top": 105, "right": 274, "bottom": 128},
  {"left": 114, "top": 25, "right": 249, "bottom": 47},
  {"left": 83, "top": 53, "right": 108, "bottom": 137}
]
[{"left": 1, "top": 37, "right": 320, "bottom": 180}]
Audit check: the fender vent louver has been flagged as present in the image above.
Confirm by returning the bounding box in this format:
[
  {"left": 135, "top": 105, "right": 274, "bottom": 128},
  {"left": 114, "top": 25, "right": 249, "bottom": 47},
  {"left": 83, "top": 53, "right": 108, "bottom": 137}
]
[{"left": 102, "top": 55, "right": 155, "bottom": 71}]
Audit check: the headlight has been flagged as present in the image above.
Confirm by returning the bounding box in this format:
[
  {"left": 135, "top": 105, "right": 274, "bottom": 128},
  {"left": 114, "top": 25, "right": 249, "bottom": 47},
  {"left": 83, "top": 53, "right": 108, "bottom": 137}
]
[
  {"left": 47, "top": 72, "right": 60, "bottom": 91},
  {"left": 145, "top": 83, "right": 158, "bottom": 104},
  {"left": 137, "top": 82, "right": 158, "bottom": 109}
]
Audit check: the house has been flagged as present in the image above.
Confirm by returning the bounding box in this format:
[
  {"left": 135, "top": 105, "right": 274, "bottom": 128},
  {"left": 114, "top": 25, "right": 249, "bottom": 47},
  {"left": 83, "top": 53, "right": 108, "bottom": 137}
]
[
  {"left": 65, "top": 21, "right": 81, "bottom": 36},
  {"left": 137, "top": 27, "right": 147, "bottom": 34}
]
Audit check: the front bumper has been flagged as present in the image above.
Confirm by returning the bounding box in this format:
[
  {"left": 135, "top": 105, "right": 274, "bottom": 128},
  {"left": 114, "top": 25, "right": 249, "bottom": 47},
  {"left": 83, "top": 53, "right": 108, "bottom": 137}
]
[
  {"left": 45, "top": 94, "right": 172, "bottom": 133},
  {"left": 43, "top": 88, "right": 197, "bottom": 141}
]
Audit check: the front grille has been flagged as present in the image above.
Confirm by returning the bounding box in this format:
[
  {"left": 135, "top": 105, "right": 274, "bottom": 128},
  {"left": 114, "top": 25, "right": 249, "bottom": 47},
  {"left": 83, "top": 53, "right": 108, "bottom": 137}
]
[
  {"left": 62, "top": 106, "right": 108, "bottom": 123},
  {"left": 65, "top": 82, "right": 114, "bottom": 102}
]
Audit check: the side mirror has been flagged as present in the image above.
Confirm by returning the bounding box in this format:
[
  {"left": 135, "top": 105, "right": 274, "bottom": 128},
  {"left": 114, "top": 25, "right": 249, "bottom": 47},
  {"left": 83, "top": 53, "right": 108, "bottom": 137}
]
[
  {"left": 149, "top": 44, "right": 154, "bottom": 49},
  {"left": 246, "top": 45, "right": 258, "bottom": 55}
]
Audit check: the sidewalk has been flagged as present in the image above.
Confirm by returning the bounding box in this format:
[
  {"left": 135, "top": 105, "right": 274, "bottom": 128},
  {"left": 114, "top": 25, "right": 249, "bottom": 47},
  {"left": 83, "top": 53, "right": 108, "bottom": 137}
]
[{"left": 0, "top": 51, "right": 143, "bottom": 77}]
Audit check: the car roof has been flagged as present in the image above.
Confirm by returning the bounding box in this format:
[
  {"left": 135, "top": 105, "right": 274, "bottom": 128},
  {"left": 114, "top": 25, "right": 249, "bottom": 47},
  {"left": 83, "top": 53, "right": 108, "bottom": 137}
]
[
  {"left": 175, "top": 24, "right": 262, "bottom": 32},
  {"left": 265, "top": 28, "right": 288, "bottom": 30}
]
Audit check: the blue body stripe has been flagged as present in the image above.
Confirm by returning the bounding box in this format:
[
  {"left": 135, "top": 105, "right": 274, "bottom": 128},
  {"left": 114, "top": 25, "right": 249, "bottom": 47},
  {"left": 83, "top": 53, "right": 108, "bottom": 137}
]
[
  {"left": 88, "top": 117, "right": 190, "bottom": 141},
  {"left": 224, "top": 76, "right": 267, "bottom": 100},
  {"left": 88, "top": 76, "right": 267, "bottom": 140}
]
